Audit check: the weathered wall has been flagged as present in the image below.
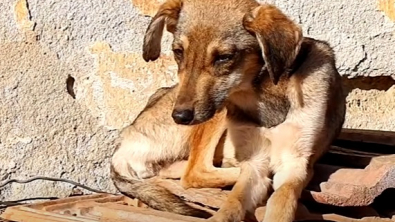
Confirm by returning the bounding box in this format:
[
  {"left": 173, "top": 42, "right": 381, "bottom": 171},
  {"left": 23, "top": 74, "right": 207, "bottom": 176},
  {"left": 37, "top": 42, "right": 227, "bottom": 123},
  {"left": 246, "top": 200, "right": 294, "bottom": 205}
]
[{"left": 0, "top": 0, "right": 394, "bottom": 201}]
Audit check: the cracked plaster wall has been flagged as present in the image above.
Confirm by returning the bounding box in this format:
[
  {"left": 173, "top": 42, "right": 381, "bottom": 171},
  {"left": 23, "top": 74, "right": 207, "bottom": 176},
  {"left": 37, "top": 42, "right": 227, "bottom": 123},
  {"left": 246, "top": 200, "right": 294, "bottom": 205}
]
[{"left": 0, "top": 0, "right": 394, "bottom": 201}]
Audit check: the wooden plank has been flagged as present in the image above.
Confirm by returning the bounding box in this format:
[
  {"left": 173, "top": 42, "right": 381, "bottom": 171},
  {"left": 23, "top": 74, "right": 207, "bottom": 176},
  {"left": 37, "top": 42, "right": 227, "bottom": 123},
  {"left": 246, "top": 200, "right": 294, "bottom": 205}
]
[
  {"left": 338, "top": 128, "right": 395, "bottom": 146},
  {"left": 154, "top": 179, "right": 228, "bottom": 209},
  {"left": 1, "top": 206, "right": 98, "bottom": 222},
  {"left": 2, "top": 129, "right": 395, "bottom": 222},
  {"left": 1, "top": 194, "right": 208, "bottom": 222},
  {"left": 320, "top": 146, "right": 379, "bottom": 168},
  {"left": 26, "top": 194, "right": 109, "bottom": 209},
  {"left": 42, "top": 196, "right": 123, "bottom": 211},
  {"left": 256, "top": 205, "right": 393, "bottom": 222},
  {"left": 92, "top": 203, "right": 205, "bottom": 222},
  {"left": 2, "top": 194, "right": 394, "bottom": 222}
]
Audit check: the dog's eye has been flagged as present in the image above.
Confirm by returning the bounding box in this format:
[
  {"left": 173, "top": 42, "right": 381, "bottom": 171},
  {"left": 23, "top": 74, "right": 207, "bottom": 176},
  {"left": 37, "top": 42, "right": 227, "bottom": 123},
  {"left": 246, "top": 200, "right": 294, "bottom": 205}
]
[
  {"left": 173, "top": 48, "right": 183, "bottom": 58},
  {"left": 215, "top": 54, "right": 234, "bottom": 63}
]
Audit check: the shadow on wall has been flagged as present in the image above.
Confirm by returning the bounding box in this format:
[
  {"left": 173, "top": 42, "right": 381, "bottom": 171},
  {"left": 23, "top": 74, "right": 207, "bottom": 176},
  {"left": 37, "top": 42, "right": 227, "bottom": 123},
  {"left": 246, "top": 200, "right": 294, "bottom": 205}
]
[{"left": 341, "top": 76, "right": 395, "bottom": 95}]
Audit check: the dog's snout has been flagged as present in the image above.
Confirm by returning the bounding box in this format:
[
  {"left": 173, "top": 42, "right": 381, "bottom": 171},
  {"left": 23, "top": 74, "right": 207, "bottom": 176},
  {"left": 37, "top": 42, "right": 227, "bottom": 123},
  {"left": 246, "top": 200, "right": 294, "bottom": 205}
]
[{"left": 172, "top": 109, "right": 194, "bottom": 125}]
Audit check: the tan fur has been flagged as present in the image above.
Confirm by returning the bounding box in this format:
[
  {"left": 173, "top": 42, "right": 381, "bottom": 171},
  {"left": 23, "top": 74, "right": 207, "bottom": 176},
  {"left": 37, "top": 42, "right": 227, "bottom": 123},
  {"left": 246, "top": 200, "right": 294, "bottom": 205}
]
[
  {"left": 111, "top": 0, "right": 346, "bottom": 222},
  {"left": 110, "top": 85, "right": 240, "bottom": 218}
]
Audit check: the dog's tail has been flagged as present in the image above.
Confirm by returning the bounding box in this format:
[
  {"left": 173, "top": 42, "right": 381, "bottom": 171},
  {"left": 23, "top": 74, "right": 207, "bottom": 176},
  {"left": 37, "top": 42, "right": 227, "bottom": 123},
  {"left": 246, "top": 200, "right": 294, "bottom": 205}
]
[{"left": 110, "top": 165, "right": 212, "bottom": 218}]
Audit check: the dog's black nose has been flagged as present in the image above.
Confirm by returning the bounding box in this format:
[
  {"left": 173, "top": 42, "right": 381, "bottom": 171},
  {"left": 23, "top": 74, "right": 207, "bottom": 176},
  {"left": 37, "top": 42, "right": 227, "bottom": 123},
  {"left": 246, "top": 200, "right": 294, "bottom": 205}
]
[{"left": 172, "top": 109, "right": 194, "bottom": 125}]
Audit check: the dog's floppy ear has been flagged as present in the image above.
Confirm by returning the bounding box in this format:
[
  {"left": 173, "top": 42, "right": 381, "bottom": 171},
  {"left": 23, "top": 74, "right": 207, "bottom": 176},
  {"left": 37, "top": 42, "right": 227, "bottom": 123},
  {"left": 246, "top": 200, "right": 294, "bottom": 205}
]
[
  {"left": 243, "top": 4, "right": 303, "bottom": 85},
  {"left": 142, "top": 0, "right": 183, "bottom": 62}
]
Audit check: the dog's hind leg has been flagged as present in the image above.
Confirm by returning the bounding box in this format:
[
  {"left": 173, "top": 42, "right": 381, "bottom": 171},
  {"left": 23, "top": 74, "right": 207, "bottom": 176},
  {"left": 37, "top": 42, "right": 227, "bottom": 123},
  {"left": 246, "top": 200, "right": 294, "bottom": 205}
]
[{"left": 111, "top": 127, "right": 212, "bottom": 218}]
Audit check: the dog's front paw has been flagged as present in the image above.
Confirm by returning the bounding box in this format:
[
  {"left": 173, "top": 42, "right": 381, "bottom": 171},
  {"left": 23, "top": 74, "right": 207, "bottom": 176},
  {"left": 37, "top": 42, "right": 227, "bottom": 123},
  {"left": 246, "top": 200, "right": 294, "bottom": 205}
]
[
  {"left": 206, "top": 217, "right": 220, "bottom": 222},
  {"left": 206, "top": 214, "right": 228, "bottom": 222},
  {"left": 180, "top": 170, "right": 205, "bottom": 189},
  {"left": 207, "top": 202, "right": 244, "bottom": 222},
  {"left": 207, "top": 213, "right": 245, "bottom": 222},
  {"left": 263, "top": 187, "right": 298, "bottom": 222},
  {"left": 244, "top": 211, "right": 259, "bottom": 222},
  {"left": 221, "top": 158, "right": 239, "bottom": 168}
]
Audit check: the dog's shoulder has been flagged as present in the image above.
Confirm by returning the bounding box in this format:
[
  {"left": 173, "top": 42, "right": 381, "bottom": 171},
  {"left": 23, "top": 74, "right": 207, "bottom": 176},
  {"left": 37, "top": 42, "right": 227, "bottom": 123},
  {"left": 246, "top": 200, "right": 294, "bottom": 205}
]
[
  {"left": 145, "top": 84, "right": 179, "bottom": 110},
  {"left": 134, "top": 84, "right": 178, "bottom": 120},
  {"left": 303, "top": 37, "right": 332, "bottom": 48},
  {"left": 120, "top": 84, "right": 179, "bottom": 136},
  {"left": 290, "top": 37, "right": 338, "bottom": 82},
  {"left": 301, "top": 37, "right": 336, "bottom": 64}
]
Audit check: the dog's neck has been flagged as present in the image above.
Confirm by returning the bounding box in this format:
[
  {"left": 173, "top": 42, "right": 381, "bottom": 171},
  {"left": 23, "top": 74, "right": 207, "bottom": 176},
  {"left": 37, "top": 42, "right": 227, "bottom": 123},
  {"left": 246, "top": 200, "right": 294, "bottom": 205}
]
[
  {"left": 226, "top": 68, "right": 289, "bottom": 128},
  {"left": 226, "top": 80, "right": 290, "bottom": 128},
  {"left": 226, "top": 40, "right": 312, "bottom": 128},
  {"left": 288, "top": 39, "right": 311, "bottom": 77}
]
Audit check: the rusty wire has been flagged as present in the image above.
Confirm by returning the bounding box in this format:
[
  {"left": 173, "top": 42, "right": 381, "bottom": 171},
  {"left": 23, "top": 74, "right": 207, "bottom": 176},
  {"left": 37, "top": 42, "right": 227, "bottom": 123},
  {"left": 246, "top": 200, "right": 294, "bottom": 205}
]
[{"left": 0, "top": 176, "right": 117, "bottom": 208}]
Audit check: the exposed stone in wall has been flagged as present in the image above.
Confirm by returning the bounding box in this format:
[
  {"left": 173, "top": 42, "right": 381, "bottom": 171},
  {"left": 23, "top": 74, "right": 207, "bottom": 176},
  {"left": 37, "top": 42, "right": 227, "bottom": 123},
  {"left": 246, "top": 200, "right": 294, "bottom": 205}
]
[
  {"left": 378, "top": 0, "right": 395, "bottom": 21},
  {"left": 0, "top": 0, "right": 394, "bottom": 203},
  {"left": 0, "top": 38, "right": 119, "bottom": 201},
  {"left": 342, "top": 77, "right": 395, "bottom": 130},
  {"left": 81, "top": 42, "right": 176, "bottom": 129},
  {"left": 14, "top": 0, "right": 35, "bottom": 31},
  {"left": 132, "top": 0, "right": 165, "bottom": 17},
  {"left": 263, "top": 0, "right": 395, "bottom": 78}
]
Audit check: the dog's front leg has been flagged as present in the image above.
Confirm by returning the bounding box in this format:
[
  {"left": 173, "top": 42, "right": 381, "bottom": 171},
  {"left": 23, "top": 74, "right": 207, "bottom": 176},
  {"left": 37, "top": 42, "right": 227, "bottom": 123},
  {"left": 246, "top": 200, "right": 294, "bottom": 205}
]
[
  {"left": 208, "top": 160, "right": 271, "bottom": 222},
  {"left": 181, "top": 110, "right": 240, "bottom": 189},
  {"left": 263, "top": 164, "right": 313, "bottom": 222},
  {"left": 262, "top": 124, "right": 314, "bottom": 222},
  {"left": 158, "top": 160, "right": 189, "bottom": 179},
  {"left": 208, "top": 127, "right": 272, "bottom": 222}
]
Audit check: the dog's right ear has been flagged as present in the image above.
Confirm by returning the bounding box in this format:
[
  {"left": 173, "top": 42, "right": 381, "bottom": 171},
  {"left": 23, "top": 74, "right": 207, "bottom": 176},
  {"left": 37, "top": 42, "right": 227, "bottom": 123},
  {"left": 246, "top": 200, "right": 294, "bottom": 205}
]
[
  {"left": 142, "top": 0, "right": 183, "bottom": 62},
  {"left": 243, "top": 4, "right": 303, "bottom": 85}
]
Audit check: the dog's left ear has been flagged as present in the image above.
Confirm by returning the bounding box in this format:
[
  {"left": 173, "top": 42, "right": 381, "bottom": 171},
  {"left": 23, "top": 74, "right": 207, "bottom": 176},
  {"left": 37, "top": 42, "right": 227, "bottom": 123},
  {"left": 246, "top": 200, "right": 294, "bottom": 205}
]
[
  {"left": 142, "top": 0, "right": 183, "bottom": 62},
  {"left": 243, "top": 4, "right": 303, "bottom": 85}
]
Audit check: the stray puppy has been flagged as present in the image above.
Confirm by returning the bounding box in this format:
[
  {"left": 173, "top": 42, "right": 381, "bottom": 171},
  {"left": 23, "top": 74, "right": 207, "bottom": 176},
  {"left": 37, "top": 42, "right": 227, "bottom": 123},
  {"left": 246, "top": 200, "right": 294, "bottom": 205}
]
[
  {"left": 110, "top": 84, "right": 241, "bottom": 218},
  {"left": 140, "top": 0, "right": 346, "bottom": 222}
]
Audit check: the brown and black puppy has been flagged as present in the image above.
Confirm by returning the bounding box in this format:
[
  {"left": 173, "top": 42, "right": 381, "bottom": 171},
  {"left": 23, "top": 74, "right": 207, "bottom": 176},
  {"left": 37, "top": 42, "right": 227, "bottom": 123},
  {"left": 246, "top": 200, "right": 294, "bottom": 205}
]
[{"left": 140, "top": 0, "right": 346, "bottom": 222}]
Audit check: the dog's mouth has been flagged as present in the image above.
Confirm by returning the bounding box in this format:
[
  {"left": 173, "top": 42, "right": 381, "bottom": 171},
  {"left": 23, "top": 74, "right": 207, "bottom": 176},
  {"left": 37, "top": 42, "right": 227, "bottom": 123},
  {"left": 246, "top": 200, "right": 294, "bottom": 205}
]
[
  {"left": 190, "top": 99, "right": 228, "bottom": 125},
  {"left": 172, "top": 80, "right": 233, "bottom": 126},
  {"left": 172, "top": 102, "right": 221, "bottom": 126},
  {"left": 190, "top": 109, "right": 216, "bottom": 125}
]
